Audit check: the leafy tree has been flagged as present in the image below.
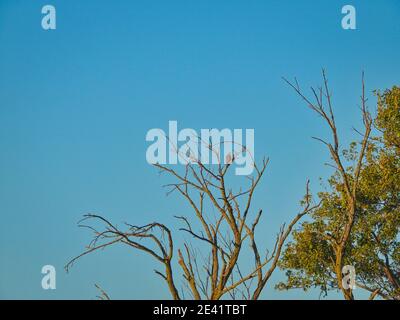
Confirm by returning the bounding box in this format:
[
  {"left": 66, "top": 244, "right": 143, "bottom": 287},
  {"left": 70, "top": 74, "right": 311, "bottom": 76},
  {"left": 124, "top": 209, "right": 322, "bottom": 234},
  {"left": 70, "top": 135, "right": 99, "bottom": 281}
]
[{"left": 278, "top": 75, "right": 400, "bottom": 300}]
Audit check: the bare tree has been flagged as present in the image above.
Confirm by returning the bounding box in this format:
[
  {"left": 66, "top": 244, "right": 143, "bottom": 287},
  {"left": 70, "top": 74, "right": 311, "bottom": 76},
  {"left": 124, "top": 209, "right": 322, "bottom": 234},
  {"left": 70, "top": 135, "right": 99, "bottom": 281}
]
[
  {"left": 283, "top": 70, "right": 372, "bottom": 300},
  {"left": 95, "top": 284, "right": 111, "bottom": 300},
  {"left": 66, "top": 137, "right": 319, "bottom": 300}
]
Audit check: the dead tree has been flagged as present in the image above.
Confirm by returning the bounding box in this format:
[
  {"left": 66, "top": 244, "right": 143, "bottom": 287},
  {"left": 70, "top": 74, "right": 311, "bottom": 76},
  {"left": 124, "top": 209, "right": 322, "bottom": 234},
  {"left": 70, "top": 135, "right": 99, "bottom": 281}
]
[
  {"left": 283, "top": 70, "right": 372, "bottom": 300},
  {"left": 66, "top": 140, "right": 319, "bottom": 300}
]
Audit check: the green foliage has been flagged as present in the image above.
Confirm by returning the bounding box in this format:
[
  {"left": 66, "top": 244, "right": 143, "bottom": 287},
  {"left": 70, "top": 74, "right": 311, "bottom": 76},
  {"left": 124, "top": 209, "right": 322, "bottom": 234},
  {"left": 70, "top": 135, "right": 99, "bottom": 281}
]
[
  {"left": 376, "top": 86, "right": 400, "bottom": 152},
  {"left": 278, "top": 86, "right": 400, "bottom": 299}
]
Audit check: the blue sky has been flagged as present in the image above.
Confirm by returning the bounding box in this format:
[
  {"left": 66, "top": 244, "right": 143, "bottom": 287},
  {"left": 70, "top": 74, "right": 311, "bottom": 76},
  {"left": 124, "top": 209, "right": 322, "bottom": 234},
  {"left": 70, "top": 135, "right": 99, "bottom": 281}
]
[{"left": 0, "top": 0, "right": 399, "bottom": 299}]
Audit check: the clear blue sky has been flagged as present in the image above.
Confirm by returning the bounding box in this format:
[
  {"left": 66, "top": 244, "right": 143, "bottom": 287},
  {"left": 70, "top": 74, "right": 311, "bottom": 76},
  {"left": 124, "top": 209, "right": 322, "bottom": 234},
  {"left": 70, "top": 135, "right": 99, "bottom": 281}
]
[{"left": 0, "top": 0, "right": 399, "bottom": 299}]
